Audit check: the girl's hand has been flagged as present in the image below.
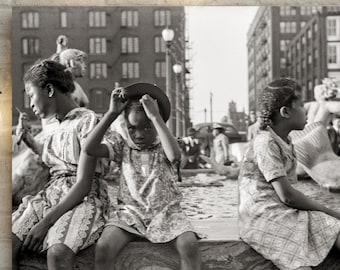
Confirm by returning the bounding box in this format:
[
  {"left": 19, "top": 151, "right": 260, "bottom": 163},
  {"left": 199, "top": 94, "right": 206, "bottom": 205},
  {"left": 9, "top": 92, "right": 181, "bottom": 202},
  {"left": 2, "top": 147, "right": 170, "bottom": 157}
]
[
  {"left": 140, "top": 94, "right": 161, "bottom": 120},
  {"left": 16, "top": 111, "right": 31, "bottom": 144},
  {"left": 108, "top": 87, "right": 129, "bottom": 115},
  {"left": 22, "top": 220, "right": 50, "bottom": 253}
]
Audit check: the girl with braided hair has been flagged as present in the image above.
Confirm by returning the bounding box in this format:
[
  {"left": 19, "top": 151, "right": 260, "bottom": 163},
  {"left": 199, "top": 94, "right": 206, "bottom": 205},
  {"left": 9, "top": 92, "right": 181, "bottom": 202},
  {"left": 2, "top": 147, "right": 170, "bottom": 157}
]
[{"left": 238, "top": 78, "right": 340, "bottom": 270}]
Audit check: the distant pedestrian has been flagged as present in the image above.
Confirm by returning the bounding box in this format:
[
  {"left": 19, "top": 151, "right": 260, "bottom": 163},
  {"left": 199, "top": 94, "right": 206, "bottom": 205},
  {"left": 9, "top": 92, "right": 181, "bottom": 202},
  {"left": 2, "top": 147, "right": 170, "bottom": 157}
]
[
  {"left": 181, "top": 127, "right": 201, "bottom": 169},
  {"left": 247, "top": 111, "right": 261, "bottom": 141},
  {"left": 212, "top": 123, "right": 230, "bottom": 165}
]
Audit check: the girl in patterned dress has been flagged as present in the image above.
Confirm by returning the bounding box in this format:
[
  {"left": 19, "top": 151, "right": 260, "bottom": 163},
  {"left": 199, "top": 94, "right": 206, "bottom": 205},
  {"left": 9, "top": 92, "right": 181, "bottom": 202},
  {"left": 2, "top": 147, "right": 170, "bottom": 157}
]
[
  {"left": 12, "top": 60, "right": 110, "bottom": 270},
  {"left": 238, "top": 78, "right": 340, "bottom": 270},
  {"left": 81, "top": 86, "right": 201, "bottom": 269}
]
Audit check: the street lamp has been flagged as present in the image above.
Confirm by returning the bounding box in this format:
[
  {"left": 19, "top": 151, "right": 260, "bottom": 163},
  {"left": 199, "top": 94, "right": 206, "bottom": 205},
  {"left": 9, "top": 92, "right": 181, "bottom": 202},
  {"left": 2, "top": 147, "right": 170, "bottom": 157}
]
[
  {"left": 162, "top": 28, "right": 175, "bottom": 132},
  {"left": 173, "top": 63, "right": 182, "bottom": 137}
]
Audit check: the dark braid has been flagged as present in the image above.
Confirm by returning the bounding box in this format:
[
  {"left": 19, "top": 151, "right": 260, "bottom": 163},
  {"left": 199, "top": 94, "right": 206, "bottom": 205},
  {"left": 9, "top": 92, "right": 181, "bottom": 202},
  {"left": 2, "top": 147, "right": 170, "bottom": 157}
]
[{"left": 257, "top": 78, "right": 302, "bottom": 130}]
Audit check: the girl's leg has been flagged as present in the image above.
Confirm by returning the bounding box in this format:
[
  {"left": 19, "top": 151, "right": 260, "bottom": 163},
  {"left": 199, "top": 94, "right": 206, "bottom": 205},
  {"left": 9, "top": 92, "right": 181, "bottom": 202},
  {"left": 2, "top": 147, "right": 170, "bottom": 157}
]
[
  {"left": 94, "top": 226, "right": 135, "bottom": 270},
  {"left": 172, "top": 231, "right": 201, "bottom": 270},
  {"left": 12, "top": 234, "right": 22, "bottom": 270},
  {"left": 47, "top": 244, "right": 75, "bottom": 270}
]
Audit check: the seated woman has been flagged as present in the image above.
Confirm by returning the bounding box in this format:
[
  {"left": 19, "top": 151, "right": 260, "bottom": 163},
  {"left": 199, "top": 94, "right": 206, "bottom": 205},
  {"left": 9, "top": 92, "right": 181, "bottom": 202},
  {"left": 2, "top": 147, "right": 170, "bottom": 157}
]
[
  {"left": 12, "top": 60, "right": 110, "bottom": 270},
  {"left": 12, "top": 35, "right": 91, "bottom": 205}
]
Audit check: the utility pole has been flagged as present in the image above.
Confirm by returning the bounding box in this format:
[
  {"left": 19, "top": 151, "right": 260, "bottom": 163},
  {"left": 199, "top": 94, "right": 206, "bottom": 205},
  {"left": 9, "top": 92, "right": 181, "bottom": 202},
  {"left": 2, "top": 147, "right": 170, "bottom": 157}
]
[{"left": 204, "top": 108, "right": 207, "bottom": 122}]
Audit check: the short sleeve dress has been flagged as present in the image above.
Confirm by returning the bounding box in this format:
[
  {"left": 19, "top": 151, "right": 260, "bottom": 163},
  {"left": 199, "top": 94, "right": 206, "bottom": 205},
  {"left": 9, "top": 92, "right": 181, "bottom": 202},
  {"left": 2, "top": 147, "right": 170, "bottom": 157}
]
[
  {"left": 104, "top": 133, "right": 197, "bottom": 243},
  {"left": 12, "top": 108, "right": 111, "bottom": 253},
  {"left": 238, "top": 127, "right": 340, "bottom": 270}
]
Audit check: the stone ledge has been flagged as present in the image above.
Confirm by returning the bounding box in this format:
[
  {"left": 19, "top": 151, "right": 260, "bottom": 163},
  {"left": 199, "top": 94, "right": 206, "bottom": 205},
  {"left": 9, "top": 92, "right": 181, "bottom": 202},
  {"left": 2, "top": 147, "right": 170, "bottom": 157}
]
[{"left": 18, "top": 219, "right": 340, "bottom": 270}]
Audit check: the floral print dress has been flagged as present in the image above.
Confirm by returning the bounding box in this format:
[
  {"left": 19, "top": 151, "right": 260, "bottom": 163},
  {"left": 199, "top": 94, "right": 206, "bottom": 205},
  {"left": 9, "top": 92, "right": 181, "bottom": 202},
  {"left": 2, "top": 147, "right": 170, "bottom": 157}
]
[
  {"left": 12, "top": 108, "right": 111, "bottom": 253},
  {"left": 238, "top": 127, "right": 340, "bottom": 270},
  {"left": 104, "top": 132, "right": 196, "bottom": 243}
]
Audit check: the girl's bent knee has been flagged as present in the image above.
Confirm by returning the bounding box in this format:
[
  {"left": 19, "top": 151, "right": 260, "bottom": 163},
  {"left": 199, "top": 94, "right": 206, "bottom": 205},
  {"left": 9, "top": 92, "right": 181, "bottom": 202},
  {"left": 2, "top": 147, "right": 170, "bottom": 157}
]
[
  {"left": 47, "top": 244, "right": 74, "bottom": 262},
  {"left": 175, "top": 232, "right": 199, "bottom": 255}
]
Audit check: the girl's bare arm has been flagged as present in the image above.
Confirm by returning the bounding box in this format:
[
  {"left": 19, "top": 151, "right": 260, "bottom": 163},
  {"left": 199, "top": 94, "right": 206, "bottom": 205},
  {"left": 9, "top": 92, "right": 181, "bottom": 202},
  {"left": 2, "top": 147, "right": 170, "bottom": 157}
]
[
  {"left": 272, "top": 177, "right": 340, "bottom": 219},
  {"left": 141, "top": 95, "right": 181, "bottom": 163}
]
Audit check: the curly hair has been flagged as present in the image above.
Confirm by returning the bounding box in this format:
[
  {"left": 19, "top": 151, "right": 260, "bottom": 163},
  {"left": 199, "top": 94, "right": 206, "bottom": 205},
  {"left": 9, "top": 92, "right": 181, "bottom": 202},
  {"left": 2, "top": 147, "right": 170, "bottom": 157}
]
[
  {"left": 257, "top": 78, "right": 302, "bottom": 130},
  {"left": 23, "top": 59, "right": 75, "bottom": 94}
]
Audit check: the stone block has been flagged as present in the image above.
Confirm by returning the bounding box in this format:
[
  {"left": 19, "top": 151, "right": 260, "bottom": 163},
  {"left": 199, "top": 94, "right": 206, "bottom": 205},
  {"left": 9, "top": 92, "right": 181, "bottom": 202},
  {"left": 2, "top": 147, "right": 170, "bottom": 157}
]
[
  {"left": 17, "top": 219, "right": 340, "bottom": 270},
  {"left": 0, "top": 8, "right": 11, "bottom": 35},
  {"left": 0, "top": 39, "right": 11, "bottom": 64}
]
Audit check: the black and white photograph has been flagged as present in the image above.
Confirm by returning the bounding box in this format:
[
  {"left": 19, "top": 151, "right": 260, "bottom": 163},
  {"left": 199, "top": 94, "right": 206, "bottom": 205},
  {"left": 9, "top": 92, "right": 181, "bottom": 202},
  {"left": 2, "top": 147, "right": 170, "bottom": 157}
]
[{"left": 9, "top": 5, "right": 340, "bottom": 269}]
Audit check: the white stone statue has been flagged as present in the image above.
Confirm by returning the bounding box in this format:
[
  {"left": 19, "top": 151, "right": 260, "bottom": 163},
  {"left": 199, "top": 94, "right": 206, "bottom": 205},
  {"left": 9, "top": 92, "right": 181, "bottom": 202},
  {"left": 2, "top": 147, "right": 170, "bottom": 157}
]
[{"left": 290, "top": 78, "right": 340, "bottom": 192}]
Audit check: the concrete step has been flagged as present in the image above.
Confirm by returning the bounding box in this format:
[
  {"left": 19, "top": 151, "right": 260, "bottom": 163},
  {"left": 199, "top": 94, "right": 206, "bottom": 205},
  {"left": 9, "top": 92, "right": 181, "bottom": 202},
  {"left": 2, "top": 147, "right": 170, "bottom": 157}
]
[{"left": 18, "top": 219, "right": 340, "bottom": 270}]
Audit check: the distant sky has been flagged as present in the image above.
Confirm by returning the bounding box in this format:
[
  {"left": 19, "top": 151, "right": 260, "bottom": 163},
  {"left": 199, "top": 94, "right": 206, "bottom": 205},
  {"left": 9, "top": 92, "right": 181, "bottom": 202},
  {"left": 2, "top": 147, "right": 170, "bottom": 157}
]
[{"left": 185, "top": 6, "right": 258, "bottom": 124}]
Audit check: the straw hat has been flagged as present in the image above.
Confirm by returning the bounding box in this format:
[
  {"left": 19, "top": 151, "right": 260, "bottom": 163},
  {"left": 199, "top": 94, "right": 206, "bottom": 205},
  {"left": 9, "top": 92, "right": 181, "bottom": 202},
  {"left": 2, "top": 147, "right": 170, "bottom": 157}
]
[{"left": 123, "top": 83, "right": 171, "bottom": 122}]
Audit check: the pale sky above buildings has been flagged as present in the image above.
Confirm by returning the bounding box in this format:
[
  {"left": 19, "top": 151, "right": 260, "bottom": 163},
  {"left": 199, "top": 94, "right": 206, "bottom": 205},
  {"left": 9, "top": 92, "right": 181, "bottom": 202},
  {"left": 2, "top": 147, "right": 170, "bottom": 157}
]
[{"left": 185, "top": 6, "right": 259, "bottom": 125}]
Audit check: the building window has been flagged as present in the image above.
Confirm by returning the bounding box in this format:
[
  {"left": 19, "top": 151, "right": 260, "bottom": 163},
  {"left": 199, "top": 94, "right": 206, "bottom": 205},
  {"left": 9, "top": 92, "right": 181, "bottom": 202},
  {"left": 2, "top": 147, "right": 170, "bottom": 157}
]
[
  {"left": 327, "top": 44, "right": 338, "bottom": 64},
  {"left": 280, "top": 40, "right": 290, "bottom": 52},
  {"left": 280, "top": 58, "right": 287, "bottom": 69},
  {"left": 154, "top": 36, "right": 166, "bottom": 53},
  {"left": 21, "top": 12, "right": 39, "bottom": 29},
  {"left": 296, "top": 42, "right": 300, "bottom": 51},
  {"left": 154, "top": 10, "right": 171, "bottom": 26},
  {"left": 301, "top": 21, "right": 306, "bottom": 29},
  {"left": 301, "top": 6, "right": 318, "bottom": 15},
  {"left": 90, "top": 88, "right": 106, "bottom": 109},
  {"left": 307, "top": 28, "right": 312, "bottom": 39},
  {"left": 308, "top": 53, "right": 312, "bottom": 64},
  {"left": 280, "top": 22, "right": 296, "bottom": 33},
  {"left": 89, "top": 11, "right": 106, "bottom": 27},
  {"left": 60, "top": 11, "right": 68, "bottom": 28},
  {"left": 122, "top": 62, "right": 140, "bottom": 79},
  {"left": 22, "top": 37, "right": 40, "bottom": 55},
  {"left": 280, "top": 6, "right": 296, "bottom": 16},
  {"left": 89, "top": 38, "right": 107, "bottom": 54},
  {"left": 327, "top": 18, "right": 337, "bottom": 36},
  {"left": 291, "top": 22, "right": 297, "bottom": 33},
  {"left": 308, "top": 81, "right": 313, "bottom": 92},
  {"left": 314, "top": 48, "right": 318, "bottom": 60},
  {"left": 90, "top": 62, "right": 107, "bottom": 79},
  {"left": 121, "top": 10, "right": 138, "bottom": 27},
  {"left": 327, "top": 17, "right": 340, "bottom": 41},
  {"left": 121, "top": 37, "right": 139, "bottom": 54},
  {"left": 155, "top": 61, "right": 166, "bottom": 78}
]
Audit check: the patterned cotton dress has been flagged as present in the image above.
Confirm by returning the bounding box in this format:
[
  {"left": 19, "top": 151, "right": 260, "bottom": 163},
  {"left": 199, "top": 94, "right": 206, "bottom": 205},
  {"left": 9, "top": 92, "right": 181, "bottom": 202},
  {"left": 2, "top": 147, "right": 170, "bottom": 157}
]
[
  {"left": 238, "top": 127, "right": 340, "bottom": 270},
  {"left": 104, "top": 132, "right": 196, "bottom": 243},
  {"left": 12, "top": 108, "right": 111, "bottom": 253}
]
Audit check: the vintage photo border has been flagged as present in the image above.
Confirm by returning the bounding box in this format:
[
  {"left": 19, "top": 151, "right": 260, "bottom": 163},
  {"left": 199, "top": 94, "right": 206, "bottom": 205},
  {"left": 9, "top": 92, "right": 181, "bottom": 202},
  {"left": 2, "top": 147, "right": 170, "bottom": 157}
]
[{"left": 1, "top": 0, "right": 339, "bottom": 268}]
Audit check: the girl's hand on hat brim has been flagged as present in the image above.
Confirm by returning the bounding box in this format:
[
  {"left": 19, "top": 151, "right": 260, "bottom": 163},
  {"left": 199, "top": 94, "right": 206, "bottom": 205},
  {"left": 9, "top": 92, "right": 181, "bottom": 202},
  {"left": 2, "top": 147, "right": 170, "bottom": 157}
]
[
  {"left": 140, "top": 94, "right": 161, "bottom": 120},
  {"left": 109, "top": 87, "right": 129, "bottom": 115}
]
